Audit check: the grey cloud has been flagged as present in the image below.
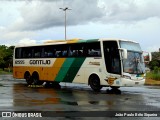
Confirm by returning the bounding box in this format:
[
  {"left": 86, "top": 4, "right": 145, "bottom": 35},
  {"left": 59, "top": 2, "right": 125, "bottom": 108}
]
[
  {"left": 102, "top": 0, "right": 160, "bottom": 22},
  {"left": 10, "top": 0, "right": 160, "bottom": 31},
  {"left": 11, "top": 0, "right": 104, "bottom": 31}
]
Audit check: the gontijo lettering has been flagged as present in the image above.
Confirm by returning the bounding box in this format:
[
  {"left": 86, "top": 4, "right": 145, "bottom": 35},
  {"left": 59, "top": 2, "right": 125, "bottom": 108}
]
[{"left": 29, "top": 60, "right": 51, "bottom": 65}]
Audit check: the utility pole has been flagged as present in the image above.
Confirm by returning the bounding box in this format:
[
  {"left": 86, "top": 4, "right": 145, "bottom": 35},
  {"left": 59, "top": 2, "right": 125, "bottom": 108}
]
[{"left": 59, "top": 7, "right": 71, "bottom": 40}]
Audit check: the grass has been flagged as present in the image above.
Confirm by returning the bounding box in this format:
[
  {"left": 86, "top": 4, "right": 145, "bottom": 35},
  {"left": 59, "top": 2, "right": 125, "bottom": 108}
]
[
  {"left": 145, "top": 72, "right": 160, "bottom": 85},
  {"left": 145, "top": 79, "right": 160, "bottom": 86},
  {"left": 146, "top": 72, "right": 160, "bottom": 80},
  {"left": 0, "top": 68, "right": 12, "bottom": 74}
]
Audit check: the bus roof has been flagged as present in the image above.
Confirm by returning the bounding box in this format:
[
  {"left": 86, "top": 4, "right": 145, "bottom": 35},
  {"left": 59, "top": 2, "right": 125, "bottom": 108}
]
[
  {"left": 15, "top": 38, "right": 138, "bottom": 48},
  {"left": 44, "top": 38, "right": 100, "bottom": 44},
  {"left": 100, "top": 38, "right": 138, "bottom": 43}
]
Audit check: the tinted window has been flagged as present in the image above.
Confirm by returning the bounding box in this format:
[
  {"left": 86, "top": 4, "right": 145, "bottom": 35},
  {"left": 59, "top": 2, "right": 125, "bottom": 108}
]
[
  {"left": 103, "top": 41, "right": 121, "bottom": 74},
  {"left": 14, "top": 42, "right": 101, "bottom": 59}
]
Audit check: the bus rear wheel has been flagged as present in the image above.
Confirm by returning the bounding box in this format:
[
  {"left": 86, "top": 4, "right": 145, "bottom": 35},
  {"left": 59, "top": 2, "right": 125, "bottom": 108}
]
[
  {"left": 24, "top": 72, "right": 33, "bottom": 85},
  {"left": 89, "top": 75, "right": 102, "bottom": 92},
  {"left": 32, "top": 72, "right": 44, "bottom": 85}
]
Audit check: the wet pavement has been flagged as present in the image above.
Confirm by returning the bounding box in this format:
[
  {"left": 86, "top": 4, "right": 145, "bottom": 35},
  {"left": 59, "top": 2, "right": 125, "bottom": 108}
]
[{"left": 0, "top": 75, "right": 160, "bottom": 120}]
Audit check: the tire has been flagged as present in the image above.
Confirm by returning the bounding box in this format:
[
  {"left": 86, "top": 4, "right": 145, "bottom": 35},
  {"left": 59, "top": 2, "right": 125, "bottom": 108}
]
[
  {"left": 110, "top": 86, "right": 120, "bottom": 89},
  {"left": 32, "top": 72, "right": 44, "bottom": 85},
  {"left": 24, "top": 72, "right": 33, "bottom": 85},
  {"left": 89, "top": 75, "right": 102, "bottom": 92}
]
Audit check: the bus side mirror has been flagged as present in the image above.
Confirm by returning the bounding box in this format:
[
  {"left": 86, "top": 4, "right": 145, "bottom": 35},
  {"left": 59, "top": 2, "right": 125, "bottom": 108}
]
[
  {"left": 148, "top": 52, "right": 152, "bottom": 61},
  {"left": 119, "top": 48, "right": 127, "bottom": 59},
  {"left": 143, "top": 51, "right": 152, "bottom": 63}
]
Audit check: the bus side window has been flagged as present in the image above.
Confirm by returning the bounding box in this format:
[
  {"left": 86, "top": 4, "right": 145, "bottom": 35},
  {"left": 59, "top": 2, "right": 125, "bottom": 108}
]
[
  {"left": 35, "top": 52, "right": 40, "bottom": 58},
  {"left": 87, "top": 42, "right": 101, "bottom": 57},
  {"left": 15, "top": 48, "right": 22, "bottom": 58},
  {"left": 78, "top": 50, "right": 83, "bottom": 56},
  {"left": 56, "top": 51, "right": 62, "bottom": 57},
  {"left": 72, "top": 50, "right": 79, "bottom": 57},
  {"left": 43, "top": 52, "right": 47, "bottom": 57},
  {"left": 62, "top": 50, "right": 67, "bottom": 57},
  {"left": 68, "top": 46, "right": 74, "bottom": 57},
  {"left": 53, "top": 49, "right": 56, "bottom": 57},
  {"left": 48, "top": 52, "right": 53, "bottom": 57},
  {"left": 22, "top": 47, "right": 32, "bottom": 58},
  {"left": 83, "top": 46, "right": 88, "bottom": 56},
  {"left": 28, "top": 53, "right": 32, "bottom": 57},
  {"left": 103, "top": 41, "right": 121, "bottom": 74}
]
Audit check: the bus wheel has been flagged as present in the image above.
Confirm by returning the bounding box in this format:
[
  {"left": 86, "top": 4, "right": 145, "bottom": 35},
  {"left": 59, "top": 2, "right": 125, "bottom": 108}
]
[
  {"left": 89, "top": 75, "right": 102, "bottom": 92},
  {"left": 110, "top": 86, "right": 120, "bottom": 89},
  {"left": 32, "top": 72, "right": 44, "bottom": 85},
  {"left": 24, "top": 72, "right": 33, "bottom": 85}
]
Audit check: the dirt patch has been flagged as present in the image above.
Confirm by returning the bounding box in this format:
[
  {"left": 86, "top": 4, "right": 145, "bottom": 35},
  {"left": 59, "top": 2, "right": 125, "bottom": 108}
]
[{"left": 145, "top": 79, "right": 160, "bottom": 86}]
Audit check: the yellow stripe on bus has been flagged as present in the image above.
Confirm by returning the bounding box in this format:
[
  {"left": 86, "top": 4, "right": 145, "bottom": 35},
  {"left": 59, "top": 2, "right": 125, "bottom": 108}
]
[
  {"left": 51, "top": 58, "right": 66, "bottom": 81},
  {"left": 40, "top": 58, "right": 66, "bottom": 81},
  {"left": 66, "top": 39, "right": 80, "bottom": 44},
  {"left": 13, "top": 58, "right": 66, "bottom": 82}
]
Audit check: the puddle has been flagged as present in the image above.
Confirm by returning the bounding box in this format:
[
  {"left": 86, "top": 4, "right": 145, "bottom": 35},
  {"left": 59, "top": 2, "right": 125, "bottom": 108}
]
[{"left": 1, "top": 77, "right": 160, "bottom": 112}]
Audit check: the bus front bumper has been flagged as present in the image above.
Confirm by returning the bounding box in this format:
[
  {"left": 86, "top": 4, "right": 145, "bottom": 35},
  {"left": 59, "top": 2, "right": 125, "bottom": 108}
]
[{"left": 118, "top": 78, "right": 145, "bottom": 87}]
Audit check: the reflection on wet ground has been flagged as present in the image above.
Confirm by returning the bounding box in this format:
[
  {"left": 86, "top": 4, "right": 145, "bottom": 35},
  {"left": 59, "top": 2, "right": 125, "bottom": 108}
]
[
  {"left": 0, "top": 75, "right": 160, "bottom": 119},
  {"left": 0, "top": 80, "right": 160, "bottom": 110}
]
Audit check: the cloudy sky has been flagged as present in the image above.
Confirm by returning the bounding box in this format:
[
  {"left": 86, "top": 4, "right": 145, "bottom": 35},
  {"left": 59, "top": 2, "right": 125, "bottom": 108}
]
[{"left": 0, "top": 0, "right": 160, "bottom": 52}]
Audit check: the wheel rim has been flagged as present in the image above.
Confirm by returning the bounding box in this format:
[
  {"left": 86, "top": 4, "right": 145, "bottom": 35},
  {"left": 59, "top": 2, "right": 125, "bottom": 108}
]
[
  {"left": 92, "top": 79, "right": 99, "bottom": 87},
  {"left": 90, "top": 76, "right": 101, "bottom": 91}
]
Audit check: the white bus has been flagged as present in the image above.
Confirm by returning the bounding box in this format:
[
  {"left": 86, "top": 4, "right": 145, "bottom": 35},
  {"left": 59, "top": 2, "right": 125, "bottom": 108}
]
[{"left": 13, "top": 38, "right": 146, "bottom": 91}]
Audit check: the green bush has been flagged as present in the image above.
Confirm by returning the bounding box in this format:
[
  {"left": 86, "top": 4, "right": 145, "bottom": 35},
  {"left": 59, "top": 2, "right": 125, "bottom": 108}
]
[
  {"left": 146, "top": 70, "right": 160, "bottom": 81},
  {"left": 153, "top": 66, "right": 159, "bottom": 73}
]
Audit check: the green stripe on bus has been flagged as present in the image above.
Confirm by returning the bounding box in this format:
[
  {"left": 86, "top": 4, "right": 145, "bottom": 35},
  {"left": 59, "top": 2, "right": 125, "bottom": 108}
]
[
  {"left": 55, "top": 58, "right": 75, "bottom": 82},
  {"left": 63, "top": 57, "right": 86, "bottom": 83},
  {"left": 55, "top": 57, "right": 86, "bottom": 83}
]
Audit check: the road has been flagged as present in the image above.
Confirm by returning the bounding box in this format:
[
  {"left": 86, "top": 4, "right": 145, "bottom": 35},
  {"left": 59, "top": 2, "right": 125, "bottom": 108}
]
[{"left": 0, "top": 75, "right": 160, "bottom": 120}]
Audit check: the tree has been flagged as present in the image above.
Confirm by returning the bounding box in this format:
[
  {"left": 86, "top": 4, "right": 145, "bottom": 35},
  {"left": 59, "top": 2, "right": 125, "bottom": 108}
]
[
  {"left": 149, "top": 60, "right": 159, "bottom": 70},
  {"left": 149, "top": 51, "right": 160, "bottom": 70},
  {"left": 0, "top": 45, "right": 14, "bottom": 70}
]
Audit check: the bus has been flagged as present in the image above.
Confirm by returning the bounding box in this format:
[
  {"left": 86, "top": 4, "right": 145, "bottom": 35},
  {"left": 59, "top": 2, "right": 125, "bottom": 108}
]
[{"left": 13, "top": 38, "right": 147, "bottom": 91}]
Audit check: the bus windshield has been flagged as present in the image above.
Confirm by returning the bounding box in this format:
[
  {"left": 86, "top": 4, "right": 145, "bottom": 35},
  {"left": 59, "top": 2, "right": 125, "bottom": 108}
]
[{"left": 120, "top": 41, "right": 145, "bottom": 74}]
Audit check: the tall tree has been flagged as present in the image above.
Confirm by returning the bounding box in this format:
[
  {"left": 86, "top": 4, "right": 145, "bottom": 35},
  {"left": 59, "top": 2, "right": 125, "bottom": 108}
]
[{"left": 0, "top": 45, "right": 14, "bottom": 70}]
